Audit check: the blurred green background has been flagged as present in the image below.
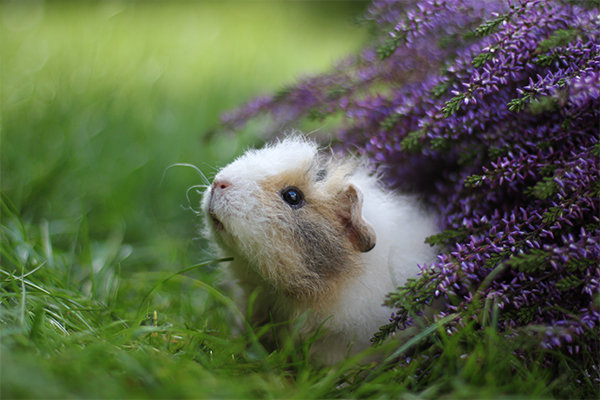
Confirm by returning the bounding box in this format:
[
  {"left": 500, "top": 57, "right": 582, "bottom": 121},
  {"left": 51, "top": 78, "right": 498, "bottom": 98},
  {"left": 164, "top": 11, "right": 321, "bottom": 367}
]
[
  {"left": 1, "top": 2, "right": 370, "bottom": 397},
  {"left": 2, "top": 0, "right": 368, "bottom": 269}
]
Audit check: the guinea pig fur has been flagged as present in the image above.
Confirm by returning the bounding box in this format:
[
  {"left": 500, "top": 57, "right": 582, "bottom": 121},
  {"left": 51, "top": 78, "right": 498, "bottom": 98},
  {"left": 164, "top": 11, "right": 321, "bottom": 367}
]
[{"left": 201, "top": 136, "right": 438, "bottom": 365}]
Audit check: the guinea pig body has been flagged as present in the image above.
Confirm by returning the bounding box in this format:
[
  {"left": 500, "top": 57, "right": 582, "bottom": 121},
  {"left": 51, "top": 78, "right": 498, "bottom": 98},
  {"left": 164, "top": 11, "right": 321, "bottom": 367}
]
[{"left": 201, "top": 137, "right": 438, "bottom": 365}]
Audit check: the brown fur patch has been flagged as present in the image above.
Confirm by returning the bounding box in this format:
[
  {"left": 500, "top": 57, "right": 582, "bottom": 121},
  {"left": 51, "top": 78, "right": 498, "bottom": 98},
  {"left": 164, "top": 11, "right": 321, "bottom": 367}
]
[
  {"left": 336, "top": 184, "right": 377, "bottom": 252},
  {"left": 250, "top": 157, "right": 367, "bottom": 306}
]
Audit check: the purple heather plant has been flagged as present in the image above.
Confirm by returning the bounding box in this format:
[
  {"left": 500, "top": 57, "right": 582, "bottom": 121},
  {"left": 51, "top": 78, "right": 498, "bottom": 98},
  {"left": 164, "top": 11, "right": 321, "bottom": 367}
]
[{"left": 222, "top": 0, "right": 599, "bottom": 391}]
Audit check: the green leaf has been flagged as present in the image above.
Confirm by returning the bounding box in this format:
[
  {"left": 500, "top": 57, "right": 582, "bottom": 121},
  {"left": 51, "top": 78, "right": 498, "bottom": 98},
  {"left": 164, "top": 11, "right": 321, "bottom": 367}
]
[
  {"left": 370, "top": 322, "right": 398, "bottom": 346},
  {"left": 472, "top": 49, "right": 496, "bottom": 68},
  {"left": 400, "top": 128, "right": 427, "bottom": 153},
  {"left": 516, "top": 306, "right": 538, "bottom": 324},
  {"left": 464, "top": 174, "right": 484, "bottom": 188},
  {"left": 431, "top": 79, "right": 453, "bottom": 98},
  {"left": 381, "top": 113, "right": 403, "bottom": 132},
  {"left": 542, "top": 206, "right": 563, "bottom": 224},
  {"left": 534, "top": 53, "right": 559, "bottom": 67},
  {"left": 537, "top": 29, "right": 580, "bottom": 53},
  {"left": 555, "top": 275, "right": 584, "bottom": 292},
  {"left": 488, "top": 146, "right": 510, "bottom": 159},
  {"left": 377, "top": 33, "right": 406, "bottom": 60},
  {"left": 504, "top": 249, "right": 548, "bottom": 273},
  {"left": 539, "top": 164, "right": 558, "bottom": 177},
  {"left": 431, "top": 137, "right": 451, "bottom": 152},
  {"left": 526, "top": 177, "right": 558, "bottom": 200},
  {"left": 483, "top": 251, "right": 511, "bottom": 270},
  {"left": 326, "top": 86, "right": 350, "bottom": 101},
  {"left": 425, "top": 229, "right": 470, "bottom": 247},
  {"left": 527, "top": 97, "right": 559, "bottom": 114},
  {"left": 473, "top": 16, "right": 508, "bottom": 37},
  {"left": 566, "top": 257, "right": 598, "bottom": 273},
  {"left": 458, "top": 149, "right": 480, "bottom": 166},
  {"left": 306, "top": 109, "right": 330, "bottom": 121},
  {"left": 272, "top": 87, "right": 292, "bottom": 102},
  {"left": 442, "top": 93, "right": 466, "bottom": 117},
  {"left": 507, "top": 94, "right": 533, "bottom": 113},
  {"left": 593, "top": 180, "right": 600, "bottom": 198}
]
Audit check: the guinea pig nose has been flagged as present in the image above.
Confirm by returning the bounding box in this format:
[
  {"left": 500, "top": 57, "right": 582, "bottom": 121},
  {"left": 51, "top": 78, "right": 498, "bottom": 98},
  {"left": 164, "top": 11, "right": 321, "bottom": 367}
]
[{"left": 212, "top": 179, "right": 232, "bottom": 192}]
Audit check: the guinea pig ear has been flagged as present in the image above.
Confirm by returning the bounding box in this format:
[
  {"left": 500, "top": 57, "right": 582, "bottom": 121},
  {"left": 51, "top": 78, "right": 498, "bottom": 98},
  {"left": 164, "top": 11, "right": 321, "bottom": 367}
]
[{"left": 337, "top": 184, "right": 377, "bottom": 253}]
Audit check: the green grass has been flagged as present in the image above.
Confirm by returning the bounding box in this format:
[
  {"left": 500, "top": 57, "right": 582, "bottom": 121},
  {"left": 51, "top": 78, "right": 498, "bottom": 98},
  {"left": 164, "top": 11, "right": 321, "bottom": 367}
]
[{"left": 0, "top": 2, "right": 583, "bottom": 399}]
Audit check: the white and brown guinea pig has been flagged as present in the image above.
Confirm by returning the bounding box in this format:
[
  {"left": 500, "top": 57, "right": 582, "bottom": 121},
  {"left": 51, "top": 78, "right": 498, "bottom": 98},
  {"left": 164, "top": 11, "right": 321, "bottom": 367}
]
[{"left": 201, "top": 136, "right": 438, "bottom": 365}]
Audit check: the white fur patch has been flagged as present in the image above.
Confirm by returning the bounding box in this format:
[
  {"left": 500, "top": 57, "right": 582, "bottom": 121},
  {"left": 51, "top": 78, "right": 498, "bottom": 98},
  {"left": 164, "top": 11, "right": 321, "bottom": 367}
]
[{"left": 214, "top": 138, "right": 318, "bottom": 183}]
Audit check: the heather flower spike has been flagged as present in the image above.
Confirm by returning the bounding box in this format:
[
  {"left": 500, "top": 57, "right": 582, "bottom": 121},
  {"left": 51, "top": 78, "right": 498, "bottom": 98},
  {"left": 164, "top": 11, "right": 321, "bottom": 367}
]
[{"left": 222, "top": 0, "right": 599, "bottom": 388}]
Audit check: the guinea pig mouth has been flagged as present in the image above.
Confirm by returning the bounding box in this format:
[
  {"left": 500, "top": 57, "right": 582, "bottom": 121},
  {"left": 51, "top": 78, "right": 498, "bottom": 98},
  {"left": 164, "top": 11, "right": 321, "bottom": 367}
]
[{"left": 209, "top": 214, "right": 225, "bottom": 231}]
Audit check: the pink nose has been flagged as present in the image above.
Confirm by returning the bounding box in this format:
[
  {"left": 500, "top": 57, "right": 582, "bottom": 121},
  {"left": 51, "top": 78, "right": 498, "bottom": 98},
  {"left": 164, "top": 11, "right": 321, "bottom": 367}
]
[{"left": 212, "top": 179, "right": 231, "bottom": 192}]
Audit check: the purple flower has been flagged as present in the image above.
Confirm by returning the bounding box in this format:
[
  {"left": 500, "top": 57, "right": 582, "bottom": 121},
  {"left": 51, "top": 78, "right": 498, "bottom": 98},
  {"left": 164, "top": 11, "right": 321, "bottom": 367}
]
[{"left": 221, "top": 0, "right": 600, "bottom": 388}]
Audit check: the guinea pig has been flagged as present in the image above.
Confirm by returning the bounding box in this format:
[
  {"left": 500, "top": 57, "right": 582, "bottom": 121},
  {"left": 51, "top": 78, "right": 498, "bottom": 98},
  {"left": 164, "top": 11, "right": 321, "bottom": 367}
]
[{"left": 201, "top": 136, "right": 438, "bottom": 365}]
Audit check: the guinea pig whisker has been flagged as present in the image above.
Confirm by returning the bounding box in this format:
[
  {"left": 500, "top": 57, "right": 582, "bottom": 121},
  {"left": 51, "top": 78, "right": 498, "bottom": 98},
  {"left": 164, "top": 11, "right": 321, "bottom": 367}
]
[
  {"left": 184, "top": 184, "right": 208, "bottom": 214},
  {"left": 161, "top": 163, "right": 211, "bottom": 187}
]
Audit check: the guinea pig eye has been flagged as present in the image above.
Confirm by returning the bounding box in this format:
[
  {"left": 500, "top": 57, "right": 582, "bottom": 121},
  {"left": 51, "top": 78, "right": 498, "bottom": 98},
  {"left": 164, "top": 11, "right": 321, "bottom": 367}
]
[{"left": 281, "top": 187, "right": 304, "bottom": 209}]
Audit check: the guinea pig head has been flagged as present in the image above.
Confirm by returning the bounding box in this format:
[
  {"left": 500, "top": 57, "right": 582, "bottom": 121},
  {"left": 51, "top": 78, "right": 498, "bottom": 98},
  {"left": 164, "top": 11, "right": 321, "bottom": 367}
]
[{"left": 201, "top": 140, "right": 377, "bottom": 301}]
